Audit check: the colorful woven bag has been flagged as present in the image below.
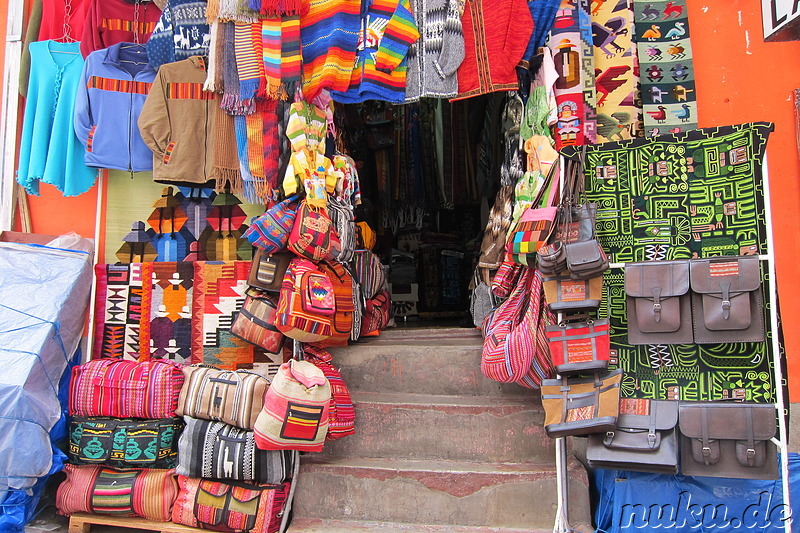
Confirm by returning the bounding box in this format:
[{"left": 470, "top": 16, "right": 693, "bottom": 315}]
[
  {"left": 287, "top": 200, "right": 341, "bottom": 262},
  {"left": 360, "top": 289, "right": 391, "bottom": 336},
  {"left": 481, "top": 268, "right": 555, "bottom": 389},
  {"left": 68, "top": 417, "right": 183, "bottom": 469},
  {"left": 244, "top": 195, "right": 300, "bottom": 253},
  {"left": 304, "top": 345, "right": 356, "bottom": 441},
  {"left": 350, "top": 250, "right": 387, "bottom": 300},
  {"left": 176, "top": 417, "right": 294, "bottom": 483},
  {"left": 230, "top": 288, "right": 286, "bottom": 354},
  {"left": 172, "top": 476, "right": 290, "bottom": 533},
  {"left": 253, "top": 360, "right": 331, "bottom": 452},
  {"left": 56, "top": 464, "right": 178, "bottom": 521},
  {"left": 69, "top": 359, "right": 185, "bottom": 419},
  {"left": 275, "top": 258, "right": 334, "bottom": 343},
  {"left": 327, "top": 197, "right": 356, "bottom": 263},
  {"left": 311, "top": 260, "right": 355, "bottom": 348}
]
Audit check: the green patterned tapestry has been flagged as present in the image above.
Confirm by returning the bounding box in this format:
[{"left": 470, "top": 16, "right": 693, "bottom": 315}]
[{"left": 561, "top": 122, "right": 778, "bottom": 402}]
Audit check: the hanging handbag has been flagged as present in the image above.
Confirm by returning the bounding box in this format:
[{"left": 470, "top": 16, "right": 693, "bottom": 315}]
[
  {"left": 625, "top": 260, "right": 693, "bottom": 345},
  {"left": 176, "top": 365, "right": 271, "bottom": 430},
  {"left": 172, "top": 476, "right": 290, "bottom": 533},
  {"left": 689, "top": 255, "right": 765, "bottom": 343},
  {"left": 678, "top": 402, "right": 778, "bottom": 480},
  {"left": 287, "top": 200, "right": 342, "bottom": 262},
  {"left": 546, "top": 317, "right": 610, "bottom": 375},
  {"left": 244, "top": 195, "right": 300, "bottom": 253},
  {"left": 542, "top": 270, "right": 603, "bottom": 311},
  {"left": 230, "top": 288, "right": 286, "bottom": 354},
  {"left": 491, "top": 261, "right": 525, "bottom": 298},
  {"left": 586, "top": 399, "right": 679, "bottom": 474},
  {"left": 275, "top": 257, "right": 334, "bottom": 343},
  {"left": 69, "top": 359, "right": 184, "bottom": 419},
  {"left": 327, "top": 197, "right": 356, "bottom": 263},
  {"left": 506, "top": 163, "right": 560, "bottom": 266},
  {"left": 361, "top": 289, "right": 391, "bottom": 336},
  {"left": 477, "top": 184, "right": 515, "bottom": 271},
  {"left": 304, "top": 345, "right": 356, "bottom": 441},
  {"left": 176, "top": 417, "right": 295, "bottom": 483},
  {"left": 248, "top": 250, "right": 294, "bottom": 293},
  {"left": 350, "top": 250, "right": 387, "bottom": 300},
  {"left": 68, "top": 417, "right": 183, "bottom": 469},
  {"left": 541, "top": 369, "right": 623, "bottom": 438},
  {"left": 253, "top": 360, "right": 331, "bottom": 452},
  {"left": 536, "top": 241, "right": 566, "bottom": 276},
  {"left": 57, "top": 464, "right": 178, "bottom": 521},
  {"left": 470, "top": 269, "right": 495, "bottom": 328}
]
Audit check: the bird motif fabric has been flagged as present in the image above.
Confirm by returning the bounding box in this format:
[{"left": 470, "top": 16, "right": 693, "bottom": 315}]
[
  {"left": 591, "top": 0, "right": 643, "bottom": 143},
  {"left": 633, "top": 0, "right": 698, "bottom": 135}
]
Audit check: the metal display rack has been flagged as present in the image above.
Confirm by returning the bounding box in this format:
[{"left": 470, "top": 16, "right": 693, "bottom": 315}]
[{"left": 551, "top": 152, "right": 792, "bottom": 533}]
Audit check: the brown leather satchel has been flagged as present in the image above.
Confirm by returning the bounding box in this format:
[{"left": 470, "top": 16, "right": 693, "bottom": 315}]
[
  {"left": 625, "top": 260, "right": 692, "bottom": 345},
  {"left": 542, "top": 270, "right": 603, "bottom": 312},
  {"left": 541, "top": 370, "right": 622, "bottom": 438},
  {"left": 678, "top": 402, "right": 778, "bottom": 480},
  {"left": 689, "top": 255, "right": 764, "bottom": 343},
  {"left": 586, "top": 399, "right": 679, "bottom": 474}
]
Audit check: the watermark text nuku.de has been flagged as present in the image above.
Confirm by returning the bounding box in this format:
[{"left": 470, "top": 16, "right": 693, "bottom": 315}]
[{"left": 618, "top": 491, "right": 791, "bottom": 529}]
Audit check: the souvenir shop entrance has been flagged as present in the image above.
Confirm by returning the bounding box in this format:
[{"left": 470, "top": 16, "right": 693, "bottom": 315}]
[{"left": 335, "top": 96, "right": 505, "bottom": 326}]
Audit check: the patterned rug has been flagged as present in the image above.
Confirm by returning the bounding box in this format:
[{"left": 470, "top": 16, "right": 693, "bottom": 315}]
[
  {"left": 633, "top": 0, "right": 698, "bottom": 136},
  {"left": 592, "top": 0, "right": 642, "bottom": 142},
  {"left": 561, "top": 123, "right": 777, "bottom": 402}
]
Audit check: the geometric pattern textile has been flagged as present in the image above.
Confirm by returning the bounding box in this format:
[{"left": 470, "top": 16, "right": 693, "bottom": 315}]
[
  {"left": 633, "top": 0, "right": 698, "bottom": 136},
  {"left": 561, "top": 123, "right": 776, "bottom": 403}
]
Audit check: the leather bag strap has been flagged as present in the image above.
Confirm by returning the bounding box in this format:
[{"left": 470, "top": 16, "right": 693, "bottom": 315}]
[{"left": 701, "top": 407, "right": 712, "bottom": 465}]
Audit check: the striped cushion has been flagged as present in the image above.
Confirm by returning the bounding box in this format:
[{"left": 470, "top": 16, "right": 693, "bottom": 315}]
[
  {"left": 56, "top": 464, "right": 177, "bottom": 521},
  {"left": 177, "top": 417, "right": 294, "bottom": 483}
]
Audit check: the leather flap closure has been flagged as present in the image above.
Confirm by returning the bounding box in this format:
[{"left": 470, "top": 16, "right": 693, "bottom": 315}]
[
  {"left": 690, "top": 256, "right": 761, "bottom": 295},
  {"left": 603, "top": 428, "right": 663, "bottom": 451},
  {"left": 678, "top": 403, "right": 776, "bottom": 441},
  {"left": 617, "top": 400, "right": 678, "bottom": 431},
  {"left": 565, "top": 240, "right": 603, "bottom": 265},
  {"left": 625, "top": 261, "right": 690, "bottom": 298}
]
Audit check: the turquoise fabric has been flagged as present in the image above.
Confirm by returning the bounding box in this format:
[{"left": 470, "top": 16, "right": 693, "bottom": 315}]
[{"left": 17, "top": 40, "right": 97, "bottom": 197}]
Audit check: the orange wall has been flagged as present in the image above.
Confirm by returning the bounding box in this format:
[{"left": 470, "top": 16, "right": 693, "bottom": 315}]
[{"left": 14, "top": 1, "right": 800, "bottom": 397}]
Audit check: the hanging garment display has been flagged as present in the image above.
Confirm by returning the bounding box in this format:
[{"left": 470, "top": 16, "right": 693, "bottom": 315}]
[
  {"left": 39, "top": 0, "right": 90, "bottom": 41},
  {"left": 548, "top": 0, "right": 597, "bottom": 148},
  {"left": 452, "top": 0, "right": 533, "bottom": 101},
  {"left": 299, "top": 0, "right": 361, "bottom": 101},
  {"left": 17, "top": 41, "right": 98, "bottom": 197},
  {"left": 146, "top": 0, "right": 211, "bottom": 68},
  {"left": 591, "top": 0, "right": 642, "bottom": 142},
  {"left": 404, "top": 0, "right": 465, "bottom": 102},
  {"left": 633, "top": 0, "right": 698, "bottom": 136},
  {"left": 80, "top": 0, "right": 162, "bottom": 57},
  {"left": 330, "top": 0, "right": 420, "bottom": 104},
  {"left": 138, "top": 56, "right": 217, "bottom": 186},
  {"left": 74, "top": 43, "right": 157, "bottom": 172},
  {"left": 560, "top": 122, "right": 774, "bottom": 401}
]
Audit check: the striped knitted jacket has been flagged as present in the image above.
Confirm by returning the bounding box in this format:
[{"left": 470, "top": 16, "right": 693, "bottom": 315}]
[
  {"left": 300, "top": 0, "right": 362, "bottom": 101},
  {"left": 330, "top": 0, "right": 420, "bottom": 104},
  {"left": 146, "top": 0, "right": 210, "bottom": 68},
  {"left": 404, "top": 0, "right": 464, "bottom": 102}
]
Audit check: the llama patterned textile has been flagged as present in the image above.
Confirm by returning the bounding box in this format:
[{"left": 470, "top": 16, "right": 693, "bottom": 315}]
[{"left": 146, "top": 0, "right": 210, "bottom": 68}]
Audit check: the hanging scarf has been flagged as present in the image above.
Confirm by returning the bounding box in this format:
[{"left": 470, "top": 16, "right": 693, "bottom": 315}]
[
  {"left": 221, "top": 22, "right": 256, "bottom": 115},
  {"left": 207, "top": 0, "right": 221, "bottom": 22},
  {"left": 234, "top": 114, "right": 256, "bottom": 200},
  {"left": 241, "top": 99, "right": 280, "bottom": 203},
  {"left": 217, "top": 0, "right": 260, "bottom": 22},
  {"left": 234, "top": 22, "right": 262, "bottom": 100},
  {"left": 280, "top": 14, "right": 302, "bottom": 90},
  {"left": 213, "top": 106, "right": 243, "bottom": 193},
  {"left": 203, "top": 21, "right": 221, "bottom": 92},
  {"left": 261, "top": 17, "right": 285, "bottom": 99},
  {"left": 261, "top": 99, "right": 280, "bottom": 192},
  {"left": 256, "top": 0, "right": 308, "bottom": 16}
]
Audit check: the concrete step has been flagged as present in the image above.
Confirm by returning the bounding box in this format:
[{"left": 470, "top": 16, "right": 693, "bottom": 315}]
[
  {"left": 329, "top": 332, "right": 540, "bottom": 398},
  {"left": 320, "top": 392, "right": 553, "bottom": 463},
  {"left": 291, "top": 456, "right": 591, "bottom": 530},
  {"left": 286, "top": 518, "right": 549, "bottom": 533}
]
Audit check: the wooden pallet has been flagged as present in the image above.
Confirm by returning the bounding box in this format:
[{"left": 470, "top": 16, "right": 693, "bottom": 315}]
[{"left": 68, "top": 513, "right": 203, "bottom": 533}]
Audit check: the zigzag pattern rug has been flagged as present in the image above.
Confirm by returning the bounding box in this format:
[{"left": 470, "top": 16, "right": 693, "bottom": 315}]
[{"left": 561, "top": 122, "right": 777, "bottom": 402}]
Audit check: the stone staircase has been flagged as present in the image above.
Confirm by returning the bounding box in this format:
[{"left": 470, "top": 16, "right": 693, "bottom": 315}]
[{"left": 286, "top": 328, "right": 592, "bottom": 532}]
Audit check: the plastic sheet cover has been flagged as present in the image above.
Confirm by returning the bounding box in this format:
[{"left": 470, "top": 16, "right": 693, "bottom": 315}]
[
  {"left": 0, "top": 241, "right": 93, "bottom": 491},
  {"left": 594, "top": 453, "right": 800, "bottom": 532}
]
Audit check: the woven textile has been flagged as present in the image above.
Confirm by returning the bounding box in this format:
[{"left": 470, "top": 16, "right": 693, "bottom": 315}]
[
  {"left": 254, "top": 360, "right": 331, "bottom": 452},
  {"left": 172, "top": 476, "right": 290, "bottom": 533},
  {"left": 244, "top": 195, "right": 299, "bottom": 252},
  {"left": 234, "top": 22, "right": 263, "bottom": 100},
  {"left": 69, "top": 359, "right": 185, "bottom": 418},
  {"left": 280, "top": 14, "right": 302, "bottom": 84},
  {"left": 192, "top": 260, "right": 266, "bottom": 368},
  {"left": 176, "top": 365, "right": 270, "bottom": 429},
  {"left": 633, "top": 0, "right": 698, "bottom": 136},
  {"left": 592, "top": 0, "right": 642, "bottom": 142},
  {"left": 561, "top": 123, "right": 775, "bottom": 402},
  {"left": 548, "top": 0, "right": 597, "bottom": 148},
  {"left": 276, "top": 258, "right": 334, "bottom": 343},
  {"left": 311, "top": 261, "right": 355, "bottom": 348},
  {"left": 93, "top": 261, "right": 194, "bottom": 362},
  {"left": 261, "top": 17, "right": 284, "bottom": 98},
  {"left": 177, "top": 417, "right": 294, "bottom": 482},
  {"left": 68, "top": 417, "right": 183, "bottom": 469},
  {"left": 56, "top": 464, "right": 178, "bottom": 521},
  {"left": 304, "top": 345, "right": 355, "bottom": 441}
]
